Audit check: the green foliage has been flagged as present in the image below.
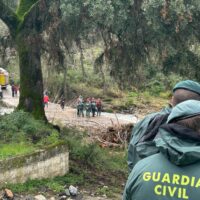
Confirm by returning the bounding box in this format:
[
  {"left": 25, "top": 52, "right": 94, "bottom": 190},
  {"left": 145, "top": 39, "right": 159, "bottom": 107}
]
[
  {"left": 144, "top": 73, "right": 184, "bottom": 97},
  {"left": 0, "top": 111, "right": 58, "bottom": 144},
  {"left": 61, "top": 127, "right": 127, "bottom": 171},
  {"left": 0, "top": 143, "right": 35, "bottom": 159},
  {"left": 61, "top": 128, "right": 104, "bottom": 167},
  {"left": 16, "top": 0, "right": 38, "bottom": 19},
  {"left": 0, "top": 110, "right": 62, "bottom": 160},
  {"left": 37, "top": 131, "right": 60, "bottom": 146},
  {"left": 71, "top": 83, "right": 102, "bottom": 99},
  {"left": 146, "top": 80, "right": 165, "bottom": 97},
  {"left": 61, "top": 0, "right": 200, "bottom": 88},
  {"left": 5, "top": 171, "right": 85, "bottom": 193},
  {"left": 96, "top": 186, "right": 112, "bottom": 197},
  {"left": 3, "top": 126, "right": 127, "bottom": 195},
  {"left": 2, "top": 0, "right": 18, "bottom": 10}
]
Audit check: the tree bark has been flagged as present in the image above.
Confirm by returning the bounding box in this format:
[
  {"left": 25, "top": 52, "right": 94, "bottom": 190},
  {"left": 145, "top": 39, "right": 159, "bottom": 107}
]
[
  {"left": 16, "top": 31, "right": 46, "bottom": 120},
  {"left": 76, "top": 38, "right": 86, "bottom": 80}
]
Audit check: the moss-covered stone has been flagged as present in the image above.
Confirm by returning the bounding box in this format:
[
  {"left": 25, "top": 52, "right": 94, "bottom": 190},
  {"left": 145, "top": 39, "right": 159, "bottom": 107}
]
[{"left": 0, "top": 143, "right": 68, "bottom": 172}]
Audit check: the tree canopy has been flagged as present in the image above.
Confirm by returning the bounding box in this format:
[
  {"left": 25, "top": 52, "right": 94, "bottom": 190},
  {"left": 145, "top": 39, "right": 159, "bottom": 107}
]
[{"left": 1, "top": 0, "right": 200, "bottom": 120}]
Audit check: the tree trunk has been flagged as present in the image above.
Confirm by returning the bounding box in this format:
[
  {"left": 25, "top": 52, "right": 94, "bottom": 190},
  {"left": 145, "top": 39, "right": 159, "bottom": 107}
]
[
  {"left": 76, "top": 38, "right": 86, "bottom": 80},
  {"left": 16, "top": 31, "right": 46, "bottom": 121},
  {"left": 0, "top": 0, "right": 60, "bottom": 121},
  {"left": 80, "top": 45, "right": 86, "bottom": 80}
]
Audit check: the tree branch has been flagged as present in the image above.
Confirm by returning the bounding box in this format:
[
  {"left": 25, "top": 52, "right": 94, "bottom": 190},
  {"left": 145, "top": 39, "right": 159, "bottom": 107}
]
[
  {"left": 0, "top": 0, "right": 19, "bottom": 37},
  {"left": 20, "top": 0, "right": 61, "bottom": 33}
]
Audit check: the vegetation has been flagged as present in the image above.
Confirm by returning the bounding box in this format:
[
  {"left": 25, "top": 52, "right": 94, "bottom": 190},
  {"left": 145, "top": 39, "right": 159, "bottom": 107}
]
[
  {"left": 2, "top": 0, "right": 200, "bottom": 198},
  {"left": 0, "top": 0, "right": 63, "bottom": 120},
  {"left": 59, "top": 0, "right": 200, "bottom": 90},
  {"left": 1, "top": 0, "right": 200, "bottom": 116},
  {"left": 0, "top": 111, "right": 127, "bottom": 197},
  {"left": 0, "top": 111, "right": 60, "bottom": 160}
]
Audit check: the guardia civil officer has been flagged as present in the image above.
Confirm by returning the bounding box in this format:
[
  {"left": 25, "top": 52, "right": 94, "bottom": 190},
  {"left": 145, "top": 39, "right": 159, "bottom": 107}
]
[
  {"left": 128, "top": 80, "right": 200, "bottom": 172},
  {"left": 124, "top": 100, "right": 200, "bottom": 200}
]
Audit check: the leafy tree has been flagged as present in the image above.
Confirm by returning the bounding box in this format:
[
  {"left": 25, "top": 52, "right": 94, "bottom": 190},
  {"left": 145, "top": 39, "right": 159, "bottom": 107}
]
[
  {"left": 0, "top": 0, "right": 60, "bottom": 120},
  {"left": 76, "top": 0, "right": 200, "bottom": 88}
]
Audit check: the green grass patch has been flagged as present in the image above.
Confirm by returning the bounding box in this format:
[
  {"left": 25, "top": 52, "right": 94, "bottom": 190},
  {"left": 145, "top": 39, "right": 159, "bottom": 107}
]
[
  {"left": 0, "top": 111, "right": 60, "bottom": 159},
  {"left": 0, "top": 111, "right": 60, "bottom": 144},
  {"left": 0, "top": 143, "right": 36, "bottom": 160},
  {"left": 5, "top": 172, "right": 85, "bottom": 194}
]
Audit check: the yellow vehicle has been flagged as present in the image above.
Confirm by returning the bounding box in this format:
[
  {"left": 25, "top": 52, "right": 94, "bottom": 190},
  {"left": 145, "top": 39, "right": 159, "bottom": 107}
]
[{"left": 0, "top": 68, "right": 9, "bottom": 89}]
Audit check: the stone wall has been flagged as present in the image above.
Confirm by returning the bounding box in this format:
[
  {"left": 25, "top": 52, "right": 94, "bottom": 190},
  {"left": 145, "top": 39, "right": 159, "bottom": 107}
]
[{"left": 0, "top": 144, "right": 69, "bottom": 185}]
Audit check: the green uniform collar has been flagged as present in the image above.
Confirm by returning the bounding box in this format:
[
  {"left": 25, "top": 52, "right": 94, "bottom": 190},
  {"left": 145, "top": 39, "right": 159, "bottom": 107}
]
[{"left": 167, "top": 100, "right": 200, "bottom": 123}]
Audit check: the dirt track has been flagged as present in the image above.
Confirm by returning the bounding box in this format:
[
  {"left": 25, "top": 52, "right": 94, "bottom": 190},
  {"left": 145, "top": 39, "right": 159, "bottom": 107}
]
[{"left": 1, "top": 86, "right": 137, "bottom": 132}]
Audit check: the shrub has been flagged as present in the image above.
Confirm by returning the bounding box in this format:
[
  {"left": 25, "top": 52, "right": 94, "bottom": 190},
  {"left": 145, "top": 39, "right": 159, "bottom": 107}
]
[{"left": 0, "top": 111, "right": 59, "bottom": 144}]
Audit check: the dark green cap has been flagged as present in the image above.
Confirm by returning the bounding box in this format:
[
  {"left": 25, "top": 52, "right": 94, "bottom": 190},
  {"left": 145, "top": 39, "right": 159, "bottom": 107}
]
[
  {"left": 167, "top": 100, "right": 200, "bottom": 123},
  {"left": 173, "top": 80, "right": 200, "bottom": 95}
]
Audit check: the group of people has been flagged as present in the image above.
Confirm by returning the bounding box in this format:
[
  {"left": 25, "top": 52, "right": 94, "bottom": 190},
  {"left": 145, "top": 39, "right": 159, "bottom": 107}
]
[
  {"left": 123, "top": 80, "right": 200, "bottom": 200},
  {"left": 0, "top": 83, "right": 19, "bottom": 99},
  {"left": 77, "top": 95, "right": 102, "bottom": 117}
]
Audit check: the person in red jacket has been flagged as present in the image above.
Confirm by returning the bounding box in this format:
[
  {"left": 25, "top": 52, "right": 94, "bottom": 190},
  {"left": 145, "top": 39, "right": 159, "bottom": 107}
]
[{"left": 43, "top": 94, "right": 49, "bottom": 108}]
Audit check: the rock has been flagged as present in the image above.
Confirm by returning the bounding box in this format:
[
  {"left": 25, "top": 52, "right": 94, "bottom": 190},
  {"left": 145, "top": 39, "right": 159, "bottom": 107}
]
[
  {"left": 34, "top": 195, "right": 46, "bottom": 200},
  {"left": 24, "top": 196, "right": 35, "bottom": 200},
  {"left": 0, "top": 190, "right": 4, "bottom": 199},
  {"left": 69, "top": 185, "right": 78, "bottom": 196},
  {"left": 59, "top": 196, "right": 67, "bottom": 200},
  {"left": 49, "top": 197, "right": 56, "bottom": 200},
  {"left": 4, "top": 189, "right": 14, "bottom": 199},
  {"left": 59, "top": 192, "right": 66, "bottom": 197},
  {"left": 64, "top": 189, "right": 70, "bottom": 196},
  {"left": 14, "top": 195, "right": 35, "bottom": 200}
]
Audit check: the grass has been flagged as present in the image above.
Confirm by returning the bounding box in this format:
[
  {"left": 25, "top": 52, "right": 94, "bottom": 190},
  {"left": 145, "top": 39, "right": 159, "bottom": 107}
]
[
  {"left": 5, "top": 172, "right": 85, "bottom": 194},
  {"left": 4, "top": 147, "right": 127, "bottom": 197},
  {"left": 0, "top": 143, "right": 36, "bottom": 160},
  {"left": 0, "top": 124, "right": 127, "bottom": 197}
]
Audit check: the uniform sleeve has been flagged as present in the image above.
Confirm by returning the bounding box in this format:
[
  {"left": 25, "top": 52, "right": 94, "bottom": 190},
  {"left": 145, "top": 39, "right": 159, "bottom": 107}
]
[
  {"left": 127, "top": 113, "right": 157, "bottom": 171},
  {"left": 123, "top": 162, "right": 142, "bottom": 200}
]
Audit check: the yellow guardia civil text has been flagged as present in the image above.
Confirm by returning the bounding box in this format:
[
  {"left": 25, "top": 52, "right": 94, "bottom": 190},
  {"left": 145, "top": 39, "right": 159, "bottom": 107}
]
[{"left": 142, "top": 172, "right": 200, "bottom": 199}]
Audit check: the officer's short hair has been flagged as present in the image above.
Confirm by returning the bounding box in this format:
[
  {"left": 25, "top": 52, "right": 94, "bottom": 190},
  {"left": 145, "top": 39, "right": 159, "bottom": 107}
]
[
  {"left": 176, "top": 115, "right": 200, "bottom": 133},
  {"left": 172, "top": 89, "right": 200, "bottom": 106}
]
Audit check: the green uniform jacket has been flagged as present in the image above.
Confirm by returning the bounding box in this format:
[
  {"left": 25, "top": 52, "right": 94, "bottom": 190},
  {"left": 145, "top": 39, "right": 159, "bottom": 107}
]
[
  {"left": 124, "top": 124, "right": 200, "bottom": 200},
  {"left": 128, "top": 107, "right": 171, "bottom": 171}
]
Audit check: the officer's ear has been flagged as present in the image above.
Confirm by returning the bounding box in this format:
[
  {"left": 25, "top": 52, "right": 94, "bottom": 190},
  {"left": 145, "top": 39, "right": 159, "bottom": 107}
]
[{"left": 170, "top": 96, "right": 175, "bottom": 107}]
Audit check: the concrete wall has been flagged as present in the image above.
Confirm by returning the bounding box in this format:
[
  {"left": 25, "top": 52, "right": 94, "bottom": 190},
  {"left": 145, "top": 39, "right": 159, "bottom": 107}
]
[{"left": 0, "top": 144, "right": 69, "bottom": 185}]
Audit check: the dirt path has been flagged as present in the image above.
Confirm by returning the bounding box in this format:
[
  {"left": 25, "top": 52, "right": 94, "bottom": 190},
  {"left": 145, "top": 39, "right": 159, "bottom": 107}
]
[{"left": 1, "top": 86, "right": 137, "bottom": 131}]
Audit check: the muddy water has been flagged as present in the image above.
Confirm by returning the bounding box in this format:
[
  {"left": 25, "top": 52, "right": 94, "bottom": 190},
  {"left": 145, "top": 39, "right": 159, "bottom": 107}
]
[{"left": 101, "top": 112, "right": 138, "bottom": 124}]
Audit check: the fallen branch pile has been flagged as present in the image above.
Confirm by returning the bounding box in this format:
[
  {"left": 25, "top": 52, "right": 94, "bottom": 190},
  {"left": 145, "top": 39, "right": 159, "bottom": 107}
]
[{"left": 97, "top": 123, "right": 133, "bottom": 148}]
